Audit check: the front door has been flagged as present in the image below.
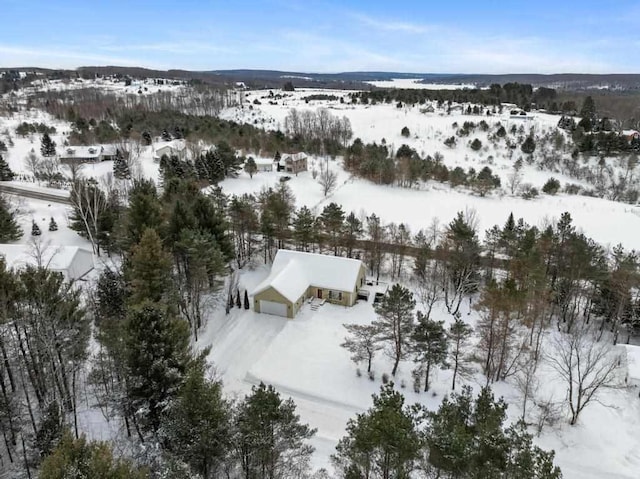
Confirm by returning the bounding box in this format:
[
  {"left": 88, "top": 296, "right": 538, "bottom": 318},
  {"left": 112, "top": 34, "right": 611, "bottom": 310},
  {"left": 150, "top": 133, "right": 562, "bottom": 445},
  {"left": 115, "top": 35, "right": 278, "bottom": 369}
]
[{"left": 317, "top": 289, "right": 323, "bottom": 299}]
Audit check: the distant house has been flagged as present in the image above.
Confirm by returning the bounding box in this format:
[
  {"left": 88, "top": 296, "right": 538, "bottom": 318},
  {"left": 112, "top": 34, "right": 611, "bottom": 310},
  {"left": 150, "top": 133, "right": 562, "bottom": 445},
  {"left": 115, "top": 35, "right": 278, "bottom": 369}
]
[
  {"left": 279, "top": 152, "right": 308, "bottom": 174},
  {"left": 255, "top": 158, "right": 274, "bottom": 172},
  {"left": 0, "top": 244, "right": 94, "bottom": 281},
  {"left": 58, "top": 145, "right": 118, "bottom": 164},
  {"left": 154, "top": 139, "right": 186, "bottom": 161},
  {"left": 252, "top": 249, "right": 366, "bottom": 318},
  {"left": 509, "top": 109, "right": 531, "bottom": 120}
]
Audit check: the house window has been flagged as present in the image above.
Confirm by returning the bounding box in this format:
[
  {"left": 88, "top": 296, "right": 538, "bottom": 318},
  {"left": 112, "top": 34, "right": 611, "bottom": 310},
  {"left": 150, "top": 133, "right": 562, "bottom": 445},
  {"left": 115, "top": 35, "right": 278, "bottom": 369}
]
[{"left": 329, "top": 290, "right": 343, "bottom": 301}]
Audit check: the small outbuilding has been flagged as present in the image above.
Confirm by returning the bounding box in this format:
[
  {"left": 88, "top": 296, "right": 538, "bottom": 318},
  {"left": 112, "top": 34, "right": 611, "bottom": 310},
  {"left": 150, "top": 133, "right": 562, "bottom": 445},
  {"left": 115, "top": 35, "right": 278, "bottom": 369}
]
[
  {"left": 252, "top": 249, "right": 366, "bottom": 318},
  {"left": 0, "top": 244, "right": 94, "bottom": 281}
]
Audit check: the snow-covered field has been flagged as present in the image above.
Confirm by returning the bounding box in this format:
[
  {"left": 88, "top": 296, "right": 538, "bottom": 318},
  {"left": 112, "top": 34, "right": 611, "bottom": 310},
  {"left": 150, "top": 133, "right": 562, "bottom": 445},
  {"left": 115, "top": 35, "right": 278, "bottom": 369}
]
[{"left": 365, "top": 78, "right": 478, "bottom": 90}]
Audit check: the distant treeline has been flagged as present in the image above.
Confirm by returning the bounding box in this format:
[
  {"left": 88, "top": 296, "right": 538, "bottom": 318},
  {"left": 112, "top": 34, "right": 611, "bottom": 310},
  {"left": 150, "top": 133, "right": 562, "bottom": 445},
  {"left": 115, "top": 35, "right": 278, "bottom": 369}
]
[{"left": 353, "top": 83, "right": 558, "bottom": 110}]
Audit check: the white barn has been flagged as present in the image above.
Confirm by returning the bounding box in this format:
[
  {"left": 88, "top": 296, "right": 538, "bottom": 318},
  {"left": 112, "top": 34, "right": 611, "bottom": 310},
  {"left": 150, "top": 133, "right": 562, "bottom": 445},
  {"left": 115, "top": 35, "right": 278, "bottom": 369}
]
[{"left": 0, "top": 245, "right": 94, "bottom": 281}]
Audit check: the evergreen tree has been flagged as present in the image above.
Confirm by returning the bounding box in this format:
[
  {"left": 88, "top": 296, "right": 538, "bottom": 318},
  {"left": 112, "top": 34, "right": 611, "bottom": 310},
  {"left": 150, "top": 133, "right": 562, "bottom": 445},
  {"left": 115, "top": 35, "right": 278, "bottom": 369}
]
[
  {"left": 542, "top": 177, "right": 561, "bottom": 195},
  {"left": 333, "top": 384, "right": 423, "bottom": 479},
  {"left": 128, "top": 228, "right": 174, "bottom": 306},
  {"left": 113, "top": 153, "right": 131, "bottom": 180},
  {"left": 521, "top": 135, "right": 536, "bottom": 154},
  {"left": 244, "top": 156, "right": 257, "bottom": 178},
  {"left": 142, "top": 130, "right": 152, "bottom": 145},
  {"left": 341, "top": 323, "right": 381, "bottom": 373},
  {"left": 0, "top": 195, "right": 21, "bottom": 241},
  {"left": 425, "top": 386, "right": 561, "bottom": 478},
  {"left": 0, "top": 154, "right": 14, "bottom": 180},
  {"left": 40, "top": 431, "right": 149, "bottom": 479},
  {"left": 126, "top": 179, "right": 163, "bottom": 247},
  {"left": 161, "top": 129, "right": 172, "bottom": 141},
  {"left": 292, "top": 206, "right": 316, "bottom": 251},
  {"left": 163, "top": 361, "right": 232, "bottom": 478},
  {"left": 48, "top": 216, "right": 58, "bottom": 232},
  {"left": 343, "top": 211, "right": 363, "bottom": 258},
  {"left": 31, "top": 220, "right": 42, "bottom": 236},
  {"left": 244, "top": 289, "right": 250, "bottom": 309},
  {"left": 411, "top": 313, "right": 448, "bottom": 392},
  {"left": 126, "top": 302, "right": 191, "bottom": 434},
  {"left": 470, "top": 138, "right": 483, "bottom": 151},
  {"left": 373, "top": 284, "right": 416, "bottom": 376},
  {"left": 32, "top": 400, "right": 64, "bottom": 465},
  {"left": 236, "top": 287, "right": 241, "bottom": 308},
  {"left": 40, "top": 132, "right": 57, "bottom": 157},
  {"left": 234, "top": 382, "right": 316, "bottom": 479},
  {"left": 320, "top": 202, "right": 345, "bottom": 255}
]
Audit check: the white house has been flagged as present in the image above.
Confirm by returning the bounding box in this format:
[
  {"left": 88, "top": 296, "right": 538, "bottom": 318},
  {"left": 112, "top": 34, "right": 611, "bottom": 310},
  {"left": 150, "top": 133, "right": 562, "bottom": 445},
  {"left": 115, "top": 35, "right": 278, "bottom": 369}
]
[
  {"left": 252, "top": 250, "right": 366, "bottom": 318},
  {"left": 255, "top": 158, "right": 275, "bottom": 172},
  {"left": 58, "top": 145, "right": 118, "bottom": 164},
  {"left": 0, "top": 244, "right": 94, "bottom": 281},
  {"left": 154, "top": 139, "right": 187, "bottom": 161}
]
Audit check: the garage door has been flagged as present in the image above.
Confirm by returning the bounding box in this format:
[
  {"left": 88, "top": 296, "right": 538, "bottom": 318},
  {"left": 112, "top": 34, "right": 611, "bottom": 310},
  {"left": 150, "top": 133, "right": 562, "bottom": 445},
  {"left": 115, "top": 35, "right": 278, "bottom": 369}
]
[{"left": 259, "top": 300, "right": 288, "bottom": 317}]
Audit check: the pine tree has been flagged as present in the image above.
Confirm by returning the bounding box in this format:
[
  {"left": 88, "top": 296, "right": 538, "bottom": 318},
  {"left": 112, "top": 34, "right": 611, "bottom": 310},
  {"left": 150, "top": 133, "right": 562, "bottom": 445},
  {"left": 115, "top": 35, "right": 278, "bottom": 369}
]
[
  {"left": 40, "top": 132, "right": 57, "bottom": 157},
  {"left": 343, "top": 211, "right": 363, "bottom": 258},
  {"left": 128, "top": 228, "right": 174, "bottom": 306},
  {"left": 40, "top": 431, "right": 149, "bottom": 479},
  {"left": 292, "top": 206, "right": 316, "bottom": 251},
  {"left": 236, "top": 287, "right": 241, "bottom": 308},
  {"left": 521, "top": 135, "right": 536, "bottom": 154},
  {"left": 0, "top": 154, "right": 14, "bottom": 180},
  {"left": 333, "top": 384, "right": 423, "bottom": 478},
  {"left": 126, "top": 301, "right": 191, "bottom": 434},
  {"left": 244, "top": 289, "right": 250, "bottom": 309},
  {"left": 425, "top": 386, "right": 561, "bottom": 478},
  {"left": 244, "top": 156, "right": 257, "bottom": 178},
  {"left": 373, "top": 284, "right": 416, "bottom": 376},
  {"left": 320, "top": 202, "right": 345, "bottom": 255},
  {"left": 411, "top": 313, "right": 448, "bottom": 392},
  {"left": 113, "top": 154, "right": 131, "bottom": 180},
  {"left": 142, "top": 130, "right": 152, "bottom": 145},
  {"left": 31, "top": 220, "right": 42, "bottom": 236},
  {"left": 32, "top": 401, "right": 64, "bottom": 465},
  {"left": 234, "top": 382, "right": 316, "bottom": 479},
  {"left": 0, "top": 195, "right": 22, "bottom": 241},
  {"left": 163, "top": 361, "right": 231, "bottom": 478},
  {"left": 126, "top": 179, "right": 163, "bottom": 247},
  {"left": 48, "top": 216, "right": 58, "bottom": 232},
  {"left": 341, "top": 323, "right": 381, "bottom": 373}
]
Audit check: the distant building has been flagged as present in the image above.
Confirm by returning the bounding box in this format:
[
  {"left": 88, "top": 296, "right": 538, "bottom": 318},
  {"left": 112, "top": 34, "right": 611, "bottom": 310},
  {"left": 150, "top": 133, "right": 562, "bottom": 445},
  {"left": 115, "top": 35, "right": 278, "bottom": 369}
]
[
  {"left": 0, "top": 244, "right": 94, "bottom": 281},
  {"left": 622, "top": 130, "right": 640, "bottom": 142},
  {"left": 154, "top": 139, "right": 186, "bottom": 161},
  {"left": 58, "top": 145, "right": 118, "bottom": 164},
  {"left": 279, "top": 152, "right": 308, "bottom": 174},
  {"left": 255, "top": 158, "right": 274, "bottom": 172}
]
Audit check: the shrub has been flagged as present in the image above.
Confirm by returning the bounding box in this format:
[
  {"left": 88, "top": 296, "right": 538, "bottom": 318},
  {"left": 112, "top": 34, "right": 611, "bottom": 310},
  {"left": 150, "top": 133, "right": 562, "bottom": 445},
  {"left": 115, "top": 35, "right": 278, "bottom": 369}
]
[
  {"left": 470, "top": 138, "right": 482, "bottom": 151},
  {"left": 368, "top": 370, "right": 375, "bottom": 381},
  {"left": 381, "top": 373, "right": 390, "bottom": 384},
  {"left": 542, "top": 177, "right": 561, "bottom": 195},
  {"left": 521, "top": 184, "right": 539, "bottom": 200},
  {"left": 444, "top": 136, "right": 456, "bottom": 148},
  {"left": 401, "top": 126, "right": 410, "bottom": 137}
]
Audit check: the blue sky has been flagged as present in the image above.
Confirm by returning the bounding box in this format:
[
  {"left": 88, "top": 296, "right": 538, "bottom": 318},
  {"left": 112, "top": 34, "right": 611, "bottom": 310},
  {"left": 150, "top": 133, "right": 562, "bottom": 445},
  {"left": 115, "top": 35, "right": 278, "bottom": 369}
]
[{"left": 1, "top": 0, "right": 639, "bottom": 73}]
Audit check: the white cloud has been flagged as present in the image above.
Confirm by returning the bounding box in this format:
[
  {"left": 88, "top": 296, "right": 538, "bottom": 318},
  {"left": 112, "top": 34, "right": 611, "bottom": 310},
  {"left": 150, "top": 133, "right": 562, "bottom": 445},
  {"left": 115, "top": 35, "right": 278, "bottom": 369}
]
[{"left": 352, "top": 13, "right": 433, "bottom": 34}]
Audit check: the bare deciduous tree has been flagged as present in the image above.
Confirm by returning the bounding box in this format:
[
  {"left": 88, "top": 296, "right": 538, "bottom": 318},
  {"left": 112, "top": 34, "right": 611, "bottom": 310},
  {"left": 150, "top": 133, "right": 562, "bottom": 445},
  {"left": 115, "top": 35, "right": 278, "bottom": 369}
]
[
  {"left": 547, "top": 325, "right": 621, "bottom": 425},
  {"left": 318, "top": 162, "right": 338, "bottom": 197}
]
